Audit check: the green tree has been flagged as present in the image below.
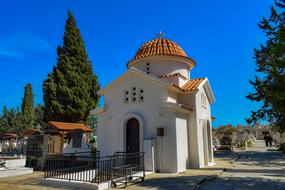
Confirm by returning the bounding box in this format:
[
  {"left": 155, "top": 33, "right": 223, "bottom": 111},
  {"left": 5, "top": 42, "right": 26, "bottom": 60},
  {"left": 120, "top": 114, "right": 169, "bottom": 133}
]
[
  {"left": 21, "top": 83, "right": 35, "bottom": 129},
  {"left": 0, "top": 106, "right": 24, "bottom": 135},
  {"left": 43, "top": 11, "right": 100, "bottom": 123},
  {"left": 0, "top": 106, "right": 10, "bottom": 133},
  {"left": 84, "top": 114, "right": 97, "bottom": 131},
  {"left": 34, "top": 104, "right": 44, "bottom": 127},
  {"left": 246, "top": 0, "right": 285, "bottom": 132}
]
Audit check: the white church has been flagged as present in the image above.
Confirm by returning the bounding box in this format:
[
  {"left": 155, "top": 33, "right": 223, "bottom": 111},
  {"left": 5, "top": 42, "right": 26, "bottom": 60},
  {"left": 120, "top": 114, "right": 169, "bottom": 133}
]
[{"left": 91, "top": 36, "right": 215, "bottom": 173}]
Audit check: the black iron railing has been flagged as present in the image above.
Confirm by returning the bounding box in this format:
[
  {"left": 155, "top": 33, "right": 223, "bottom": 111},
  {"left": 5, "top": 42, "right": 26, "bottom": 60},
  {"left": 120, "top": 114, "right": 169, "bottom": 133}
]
[
  {"left": 51, "top": 151, "right": 100, "bottom": 158},
  {"left": 110, "top": 152, "right": 145, "bottom": 187},
  {"left": 44, "top": 151, "right": 145, "bottom": 185},
  {"left": 44, "top": 151, "right": 100, "bottom": 182}
]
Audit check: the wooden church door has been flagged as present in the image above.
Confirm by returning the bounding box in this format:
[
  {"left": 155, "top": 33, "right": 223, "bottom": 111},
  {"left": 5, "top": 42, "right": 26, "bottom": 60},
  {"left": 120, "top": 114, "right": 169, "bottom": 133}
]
[{"left": 126, "top": 118, "right": 140, "bottom": 153}]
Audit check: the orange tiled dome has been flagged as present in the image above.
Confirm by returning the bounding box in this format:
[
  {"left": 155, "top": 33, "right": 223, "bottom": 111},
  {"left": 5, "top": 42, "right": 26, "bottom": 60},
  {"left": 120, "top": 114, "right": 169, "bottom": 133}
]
[{"left": 130, "top": 38, "right": 188, "bottom": 62}]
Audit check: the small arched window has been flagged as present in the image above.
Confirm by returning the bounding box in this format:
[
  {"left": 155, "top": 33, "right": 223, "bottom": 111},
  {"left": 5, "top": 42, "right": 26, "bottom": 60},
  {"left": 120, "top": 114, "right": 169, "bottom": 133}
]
[
  {"left": 146, "top": 63, "right": 150, "bottom": 74},
  {"left": 131, "top": 87, "right": 137, "bottom": 103},
  {"left": 124, "top": 90, "right": 129, "bottom": 103},
  {"left": 139, "top": 88, "right": 144, "bottom": 102}
]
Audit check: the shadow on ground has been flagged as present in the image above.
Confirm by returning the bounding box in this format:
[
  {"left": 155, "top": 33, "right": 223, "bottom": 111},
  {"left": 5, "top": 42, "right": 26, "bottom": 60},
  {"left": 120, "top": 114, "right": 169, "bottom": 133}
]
[
  {"left": 130, "top": 174, "right": 285, "bottom": 190},
  {"left": 126, "top": 175, "right": 208, "bottom": 190},
  {"left": 235, "top": 150, "right": 285, "bottom": 167},
  {"left": 200, "top": 176, "right": 285, "bottom": 190},
  {"left": 225, "top": 168, "right": 285, "bottom": 176}
]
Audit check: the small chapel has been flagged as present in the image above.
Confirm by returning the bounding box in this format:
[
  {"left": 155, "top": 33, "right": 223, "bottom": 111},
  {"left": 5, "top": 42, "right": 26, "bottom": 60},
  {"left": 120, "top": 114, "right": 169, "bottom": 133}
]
[{"left": 91, "top": 35, "right": 215, "bottom": 173}]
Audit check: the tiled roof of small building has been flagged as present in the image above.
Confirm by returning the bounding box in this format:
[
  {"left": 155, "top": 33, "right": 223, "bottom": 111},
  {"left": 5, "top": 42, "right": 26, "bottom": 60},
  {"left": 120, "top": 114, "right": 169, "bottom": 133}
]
[
  {"left": 130, "top": 38, "right": 188, "bottom": 62},
  {"left": 180, "top": 78, "right": 205, "bottom": 92},
  {"left": 47, "top": 121, "right": 92, "bottom": 132},
  {"left": 22, "top": 128, "right": 40, "bottom": 137},
  {"left": 0, "top": 133, "right": 17, "bottom": 138}
]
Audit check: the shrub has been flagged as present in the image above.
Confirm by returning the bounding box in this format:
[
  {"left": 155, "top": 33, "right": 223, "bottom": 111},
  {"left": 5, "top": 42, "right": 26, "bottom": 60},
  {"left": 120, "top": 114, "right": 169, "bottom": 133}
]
[
  {"left": 239, "top": 141, "right": 247, "bottom": 150},
  {"left": 247, "top": 140, "right": 254, "bottom": 147}
]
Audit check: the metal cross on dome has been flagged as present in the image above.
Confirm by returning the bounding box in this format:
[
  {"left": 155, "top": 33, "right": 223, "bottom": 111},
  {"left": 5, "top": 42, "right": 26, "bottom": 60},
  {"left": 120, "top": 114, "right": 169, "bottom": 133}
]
[{"left": 157, "top": 31, "right": 165, "bottom": 38}]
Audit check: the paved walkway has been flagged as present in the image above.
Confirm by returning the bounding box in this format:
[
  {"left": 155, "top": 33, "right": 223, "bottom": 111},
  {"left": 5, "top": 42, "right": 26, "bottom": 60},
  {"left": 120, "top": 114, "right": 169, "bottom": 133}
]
[
  {"left": 0, "top": 172, "right": 65, "bottom": 190},
  {"left": 113, "top": 150, "right": 235, "bottom": 189},
  {"left": 0, "top": 141, "right": 284, "bottom": 190},
  {"left": 200, "top": 140, "right": 285, "bottom": 190}
]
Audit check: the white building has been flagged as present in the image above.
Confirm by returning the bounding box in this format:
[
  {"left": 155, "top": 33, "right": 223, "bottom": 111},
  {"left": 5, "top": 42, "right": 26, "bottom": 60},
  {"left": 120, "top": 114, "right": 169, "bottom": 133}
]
[{"left": 91, "top": 37, "right": 215, "bottom": 173}]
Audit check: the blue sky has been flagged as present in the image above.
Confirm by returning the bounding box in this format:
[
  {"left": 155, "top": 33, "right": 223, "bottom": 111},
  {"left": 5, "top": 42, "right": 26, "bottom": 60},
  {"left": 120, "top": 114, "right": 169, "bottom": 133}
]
[{"left": 0, "top": 0, "right": 274, "bottom": 127}]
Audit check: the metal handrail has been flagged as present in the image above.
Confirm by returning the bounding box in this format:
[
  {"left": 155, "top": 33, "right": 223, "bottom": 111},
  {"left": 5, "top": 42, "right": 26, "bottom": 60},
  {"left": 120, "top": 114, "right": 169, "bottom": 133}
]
[
  {"left": 47, "top": 150, "right": 100, "bottom": 157},
  {"left": 44, "top": 151, "right": 145, "bottom": 185}
]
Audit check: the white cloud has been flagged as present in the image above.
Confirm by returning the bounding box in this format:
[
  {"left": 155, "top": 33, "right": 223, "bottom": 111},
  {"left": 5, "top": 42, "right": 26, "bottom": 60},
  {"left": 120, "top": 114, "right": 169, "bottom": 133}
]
[
  {"left": 0, "top": 48, "right": 23, "bottom": 58},
  {"left": 0, "top": 30, "right": 52, "bottom": 59}
]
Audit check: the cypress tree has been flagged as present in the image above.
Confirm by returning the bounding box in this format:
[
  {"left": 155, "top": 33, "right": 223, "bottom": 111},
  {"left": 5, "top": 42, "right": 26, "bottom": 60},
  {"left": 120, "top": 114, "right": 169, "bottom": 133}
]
[
  {"left": 246, "top": 0, "right": 285, "bottom": 132},
  {"left": 43, "top": 11, "right": 100, "bottom": 123},
  {"left": 34, "top": 104, "right": 44, "bottom": 127},
  {"left": 21, "top": 83, "right": 35, "bottom": 129}
]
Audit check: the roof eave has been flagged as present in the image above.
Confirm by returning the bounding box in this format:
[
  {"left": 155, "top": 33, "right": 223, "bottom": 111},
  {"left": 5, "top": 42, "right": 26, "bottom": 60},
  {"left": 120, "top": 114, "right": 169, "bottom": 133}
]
[
  {"left": 197, "top": 78, "right": 215, "bottom": 104},
  {"left": 162, "top": 101, "right": 194, "bottom": 113},
  {"left": 127, "top": 55, "right": 196, "bottom": 70}
]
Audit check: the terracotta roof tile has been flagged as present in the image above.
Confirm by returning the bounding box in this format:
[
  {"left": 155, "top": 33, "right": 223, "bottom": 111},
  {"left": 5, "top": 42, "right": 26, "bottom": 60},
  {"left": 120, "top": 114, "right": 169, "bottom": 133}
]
[
  {"left": 130, "top": 38, "right": 188, "bottom": 62},
  {"left": 47, "top": 121, "right": 92, "bottom": 132},
  {"left": 22, "top": 128, "right": 40, "bottom": 137},
  {"left": 0, "top": 133, "right": 17, "bottom": 138},
  {"left": 180, "top": 78, "right": 205, "bottom": 92}
]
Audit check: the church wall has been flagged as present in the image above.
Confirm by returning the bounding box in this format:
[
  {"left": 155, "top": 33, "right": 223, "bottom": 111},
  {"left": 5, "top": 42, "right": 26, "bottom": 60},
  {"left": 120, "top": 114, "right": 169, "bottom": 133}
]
[
  {"left": 132, "top": 59, "right": 189, "bottom": 79},
  {"left": 178, "top": 75, "right": 187, "bottom": 86},
  {"left": 96, "top": 112, "right": 114, "bottom": 156},
  {"left": 181, "top": 86, "right": 213, "bottom": 168},
  {"left": 150, "top": 60, "right": 189, "bottom": 78},
  {"left": 176, "top": 93, "right": 201, "bottom": 168},
  {"left": 188, "top": 110, "right": 200, "bottom": 168},
  {"left": 156, "top": 110, "right": 177, "bottom": 172},
  {"left": 159, "top": 75, "right": 187, "bottom": 88},
  {"left": 97, "top": 73, "right": 179, "bottom": 172},
  {"left": 167, "top": 89, "right": 178, "bottom": 103},
  {"left": 178, "top": 92, "right": 196, "bottom": 108},
  {"left": 132, "top": 61, "right": 147, "bottom": 72},
  {"left": 194, "top": 87, "right": 213, "bottom": 167},
  {"left": 155, "top": 83, "right": 213, "bottom": 169},
  {"left": 175, "top": 113, "right": 189, "bottom": 172},
  {"left": 160, "top": 75, "right": 179, "bottom": 85}
]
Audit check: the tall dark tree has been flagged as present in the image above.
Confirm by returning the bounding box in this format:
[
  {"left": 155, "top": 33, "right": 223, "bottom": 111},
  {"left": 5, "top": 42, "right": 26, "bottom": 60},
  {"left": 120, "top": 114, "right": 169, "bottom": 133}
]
[
  {"left": 34, "top": 104, "right": 44, "bottom": 127},
  {"left": 247, "top": 0, "right": 285, "bottom": 132},
  {"left": 43, "top": 11, "right": 100, "bottom": 123},
  {"left": 21, "top": 83, "right": 35, "bottom": 129}
]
